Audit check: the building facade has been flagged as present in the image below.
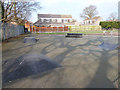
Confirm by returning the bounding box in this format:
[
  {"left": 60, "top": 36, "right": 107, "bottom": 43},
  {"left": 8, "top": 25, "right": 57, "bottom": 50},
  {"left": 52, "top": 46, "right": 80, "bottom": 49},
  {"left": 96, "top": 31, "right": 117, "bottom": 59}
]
[
  {"left": 81, "top": 16, "right": 103, "bottom": 25},
  {"left": 34, "top": 14, "right": 79, "bottom": 27}
]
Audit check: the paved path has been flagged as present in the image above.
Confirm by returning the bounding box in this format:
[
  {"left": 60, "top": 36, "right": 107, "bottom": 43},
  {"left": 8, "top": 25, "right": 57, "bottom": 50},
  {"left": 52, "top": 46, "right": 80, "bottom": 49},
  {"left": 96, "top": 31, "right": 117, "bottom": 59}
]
[{"left": 2, "top": 34, "right": 119, "bottom": 88}]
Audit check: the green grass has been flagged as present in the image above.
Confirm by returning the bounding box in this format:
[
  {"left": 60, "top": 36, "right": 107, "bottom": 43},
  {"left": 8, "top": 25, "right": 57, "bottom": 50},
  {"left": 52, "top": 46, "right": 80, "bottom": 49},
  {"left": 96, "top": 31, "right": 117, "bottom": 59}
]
[
  {"left": 35, "top": 31, "right": 103, "bottom": 34},
  {"left": 36, "top": 32, "right": 67, "bottom": 34},
  {"left": 35, "top": 30, "right": 118, "bottom": 35},
  {"left": 69, "top": 31, "right": 103, "bottom": 34}
]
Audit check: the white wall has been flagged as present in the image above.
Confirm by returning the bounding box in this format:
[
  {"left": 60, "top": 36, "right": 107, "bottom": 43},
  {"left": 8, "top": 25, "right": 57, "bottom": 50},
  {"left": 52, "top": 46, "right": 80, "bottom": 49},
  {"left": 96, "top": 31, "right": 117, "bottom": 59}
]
[{"left": 40, "top": 18, "right": 73, "bottom": 23}]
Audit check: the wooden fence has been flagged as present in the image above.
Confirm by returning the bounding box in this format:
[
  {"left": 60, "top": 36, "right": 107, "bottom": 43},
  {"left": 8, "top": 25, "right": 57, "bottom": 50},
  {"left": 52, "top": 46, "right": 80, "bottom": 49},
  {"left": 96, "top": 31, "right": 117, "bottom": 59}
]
[
  {"left": 29, "top": 26, "right": 69, "bottom": 33},
  {"left": 0, "top": 22, "right": 25, "bottom": 40},
  {"left": 28, "top": 25, "right": 102, "bottom": 33}
]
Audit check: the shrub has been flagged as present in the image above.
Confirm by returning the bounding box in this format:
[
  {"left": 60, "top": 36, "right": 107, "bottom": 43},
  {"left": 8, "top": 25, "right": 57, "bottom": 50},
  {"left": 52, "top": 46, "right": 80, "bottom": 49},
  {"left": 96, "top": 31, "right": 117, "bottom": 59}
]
[
  {"left": 19, "top": 24, "right": 25, "bottom": 26},
  {"left": 100, "top": 21, "right": 120, "bottom": 29}
]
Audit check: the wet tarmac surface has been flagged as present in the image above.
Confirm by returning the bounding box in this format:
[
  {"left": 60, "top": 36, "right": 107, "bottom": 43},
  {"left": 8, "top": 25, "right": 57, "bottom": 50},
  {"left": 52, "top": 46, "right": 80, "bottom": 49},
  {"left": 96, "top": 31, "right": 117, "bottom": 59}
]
[
  {"left": 24, "top": 37, "right": 37, "bottom": 43},
  {"left": 2, "top": 34, "right": 119, "bottom": 88},
  {"left": 3, "top": 54, "right": 61, "bottom": 84},
  {"left": 98, "top": 42, "right": 118, "bottom": 50}
]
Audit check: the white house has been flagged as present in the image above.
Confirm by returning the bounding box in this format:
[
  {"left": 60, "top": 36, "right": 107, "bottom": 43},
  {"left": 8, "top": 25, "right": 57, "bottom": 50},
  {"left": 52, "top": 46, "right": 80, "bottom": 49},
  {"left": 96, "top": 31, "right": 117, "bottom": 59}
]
[
  {"left": 34, "top": 14, "right": 79, "bottom": 27},
  {"left": 81, "top": 16, "right": 103, "bottom": 25}
]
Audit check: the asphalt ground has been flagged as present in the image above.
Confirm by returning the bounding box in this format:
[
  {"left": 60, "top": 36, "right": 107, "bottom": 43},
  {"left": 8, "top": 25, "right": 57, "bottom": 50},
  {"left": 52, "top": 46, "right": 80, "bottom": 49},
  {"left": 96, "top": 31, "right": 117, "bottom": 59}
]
[{"left": 2, "top": 34, "right": 119, "bottom": 88}]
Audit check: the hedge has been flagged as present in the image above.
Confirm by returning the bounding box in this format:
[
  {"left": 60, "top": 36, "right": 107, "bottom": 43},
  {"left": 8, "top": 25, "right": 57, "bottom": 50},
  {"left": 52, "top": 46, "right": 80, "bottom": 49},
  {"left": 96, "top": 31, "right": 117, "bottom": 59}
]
[{"left": 99, "top": 21, "right": 120, "bottom": 29}]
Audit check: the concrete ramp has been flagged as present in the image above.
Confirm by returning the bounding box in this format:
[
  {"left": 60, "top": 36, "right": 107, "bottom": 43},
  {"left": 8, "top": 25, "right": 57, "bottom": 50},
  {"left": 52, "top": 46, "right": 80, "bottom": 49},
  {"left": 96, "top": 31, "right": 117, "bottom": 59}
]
[
  {"left": 3, "top": 54, "right": 61, "bottom": 84},
  {"left": 24, "top": 37, "right": 37, "bottom": 43},
  {"left": 98, "top": 42, "right": 118, "bottom": 50}
]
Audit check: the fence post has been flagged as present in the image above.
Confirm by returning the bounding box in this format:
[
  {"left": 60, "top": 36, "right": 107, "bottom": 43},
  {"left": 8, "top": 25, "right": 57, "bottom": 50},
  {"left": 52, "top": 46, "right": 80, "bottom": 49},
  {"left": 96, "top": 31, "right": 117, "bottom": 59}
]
[
  {"left": 52, "top": 27, "right": 53, "bottom": 32},
  {"left": 35, "top": 27, "right": 36, "bottom": 33},
  {"left": 57, "top": 26, "right": 58, "bottom": 32},
  {"left": 32, "top": 24, "right": 33, "bottom": 33},
  {"left": 29, "top": 25, "right": 30, "bottom": 32},
  {"left": 68, "top": 27, "right": 69, "bottom": 32}
]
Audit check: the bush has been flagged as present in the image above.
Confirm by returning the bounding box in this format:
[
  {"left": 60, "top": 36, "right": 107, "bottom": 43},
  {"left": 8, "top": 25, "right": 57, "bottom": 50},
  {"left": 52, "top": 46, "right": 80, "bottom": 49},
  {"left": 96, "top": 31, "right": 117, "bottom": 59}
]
[
  {"left": 100, "top": 21, "right": 120, "bottom": 29},
  {"left": 19, "top": 24, "right": 25, "bottom": 26}
]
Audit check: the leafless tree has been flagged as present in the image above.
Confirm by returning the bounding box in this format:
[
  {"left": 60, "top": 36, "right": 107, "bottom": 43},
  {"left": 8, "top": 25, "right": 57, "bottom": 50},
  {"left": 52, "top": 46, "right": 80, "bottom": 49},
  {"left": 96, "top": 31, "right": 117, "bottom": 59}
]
[
  {"left": 0, "top": 1, "right": 4, "bottom": 20},
  {"left": 107, "top": 13, "right": 118, "bottom": 21},
  {"left": 1, "top": 0, "right": 41, "bottom": 24},
  {"left": 80, "top": 5, "right": 98, "bottom": 19}
]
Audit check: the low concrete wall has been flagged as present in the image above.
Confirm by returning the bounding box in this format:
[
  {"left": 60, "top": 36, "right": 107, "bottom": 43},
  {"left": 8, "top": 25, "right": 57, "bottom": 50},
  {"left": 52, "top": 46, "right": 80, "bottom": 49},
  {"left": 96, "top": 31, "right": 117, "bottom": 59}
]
[{"left": 0, "top": 22, "right": 25, "bottom": 40}]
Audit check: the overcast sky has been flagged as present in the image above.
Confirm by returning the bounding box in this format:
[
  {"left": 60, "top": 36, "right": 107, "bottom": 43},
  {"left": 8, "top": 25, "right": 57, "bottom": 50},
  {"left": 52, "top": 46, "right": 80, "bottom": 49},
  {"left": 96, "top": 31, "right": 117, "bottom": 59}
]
[{"left": 30, "top": 0, "right": 119, "bottom": 23}]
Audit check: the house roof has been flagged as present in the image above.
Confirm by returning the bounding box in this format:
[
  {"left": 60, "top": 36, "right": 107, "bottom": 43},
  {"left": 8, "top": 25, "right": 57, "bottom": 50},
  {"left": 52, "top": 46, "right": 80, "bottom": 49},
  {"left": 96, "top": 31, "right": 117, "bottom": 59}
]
[
  {"left": 84, "top": 16, "right": 101, "bottom": 21},
  {"left": 38, "top": 14, "right": 72, "bottom": 18}
]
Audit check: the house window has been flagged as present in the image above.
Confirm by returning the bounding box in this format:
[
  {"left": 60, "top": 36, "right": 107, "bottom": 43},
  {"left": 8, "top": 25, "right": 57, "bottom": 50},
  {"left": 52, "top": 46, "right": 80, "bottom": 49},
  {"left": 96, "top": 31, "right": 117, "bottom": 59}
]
[
  {"left": 43, "top": 19, "right": 50, "bottom": 22},
  {"left": 40, "top": 19, "right": 44, "bottom": 22},
  {"left": 64, "top": 19, "right": 68, "bottom": 23},
  {"left": 62, "top": 19, "right": 64, "bottom": 23},
  {"left": 50, "top": 19, "right": 52, "bottom": 22},
  {"left": 57, "top": 19, "right": 61, "bottom": 23},
  {"left": 55, "top": 19, "right": 57, "bottom": 22},
  {"left": 43, "top": 19, "right": 46, "bottom": 22},
  {"left": 89, "top": 21, "right": 90, "bottom": 24},
  {"left": 52, "top": 19, "right": 57, "bottom": 22},
  {"left": 86, "top": 20, "right": 89, "bottom": 24},
  {"left": 46, "top": 19, "right": 50, "bottom": 22},
  {"left": 89, "top": 20, "right": 92, "bottom": 24},
  {"left": 68, "top": 19, "right": 70, "bottom": 22}
]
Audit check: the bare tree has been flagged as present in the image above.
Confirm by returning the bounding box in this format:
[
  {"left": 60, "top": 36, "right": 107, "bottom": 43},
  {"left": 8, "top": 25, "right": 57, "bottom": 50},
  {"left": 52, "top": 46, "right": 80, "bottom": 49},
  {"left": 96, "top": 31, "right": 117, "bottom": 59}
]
[
  {"left": 80, "top": 5, "right": 98, "bottom": 19},
  {"left": 1, "top": 0, "right": 42, "bottom": 24},
  {"left": 0, "top": 1, "right": 4, "bottom": 20},
  {"left": 107, "top": 13, "right": 118, "bottom": 21}
]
